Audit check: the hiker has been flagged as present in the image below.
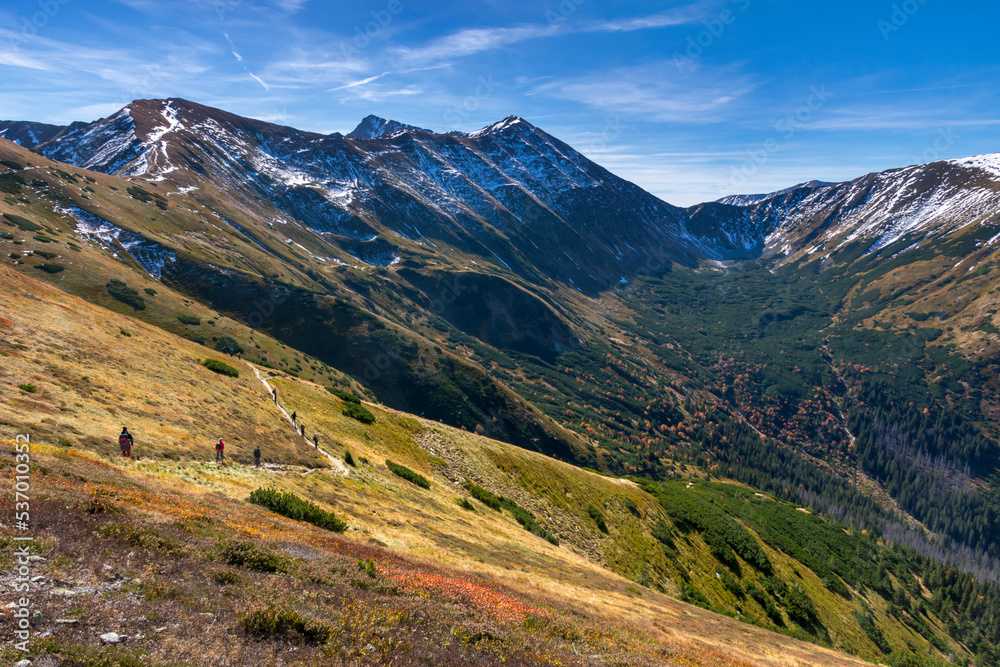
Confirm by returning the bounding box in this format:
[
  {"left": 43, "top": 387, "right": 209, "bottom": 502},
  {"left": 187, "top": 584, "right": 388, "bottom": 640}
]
[
  {"left": 237, "top": 351, "right": 242, "bottom": 360},
  {"left": 300, "top": 423, "right": 306, "bottom": 437},
  {"left": 291, "top": 411, "right": 297, "bottom": 423},
  {"left": 215, "top": 438, "right": 225, "bottom": 463},
  {"left": 119, "top": 427, "right": 133, "bottom": 458},
  {"left": 313, "top": 434, "right": 318, "bottom": 448},
  {"left": 253, "top": 446, "right": 261, "bottom": 468},
  {"left": 272, "top": 388, "right": 277, "bottom": 403}
]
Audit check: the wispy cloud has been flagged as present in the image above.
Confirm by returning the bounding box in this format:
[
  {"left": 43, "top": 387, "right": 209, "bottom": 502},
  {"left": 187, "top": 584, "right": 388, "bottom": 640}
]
[
  {"left": 392, "top": 4, "right": 705, "bottom": 65},
  {"left": 583, "top": 5, "right": 710, "bottom": 33},
  {"left": 247, "top": 70, "right": 270, "bottom": 91},
  {"left": 531, "top": 62, "right": 757, "bottom": 123},
  {"left": 393, "top": 24, "right": 561, "bottom": 64},
  {"left": 328, "top": 72, "right": 390, "bottom": 92},
  {"left": 0, "top": 28, "right": 210, "bottom": 86},
  {"left": 272, "top": 0, "right": 308, "bottom": 12},
  {"left": 224, "top": 33, "right": 243, "bottom": 61}
]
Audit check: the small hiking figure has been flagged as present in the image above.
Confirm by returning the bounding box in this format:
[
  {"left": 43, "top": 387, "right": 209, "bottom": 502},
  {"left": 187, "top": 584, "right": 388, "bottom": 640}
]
[
  {"left": 215, "top": 438, "right": 225, "bottom": 463},
  {"left": 254, "top": 446, "right": 261, "bottom": 468},
  {"left": 313, "top": 433, "right": 319, "bottom": 448},
  {"left": 237, "top": 351, "right": 242, "bottom": 360},
  {"left": 300, "top": 423, "right": 306, "bottom": 437},
  {"left": 291, "top": 411, "right": 297, "bottom": 423},
  {"left": 119, "top": 427, "right": 133, "bottom": 458},
  {"left": 272, "top": 387, "right": 277, "bottom": 403}
]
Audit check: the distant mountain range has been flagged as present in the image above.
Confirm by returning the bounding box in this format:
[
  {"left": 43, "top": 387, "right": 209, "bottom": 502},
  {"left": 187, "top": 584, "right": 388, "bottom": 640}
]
[{"left": 5, "top": 99, "right": 999, "bottom": 290}]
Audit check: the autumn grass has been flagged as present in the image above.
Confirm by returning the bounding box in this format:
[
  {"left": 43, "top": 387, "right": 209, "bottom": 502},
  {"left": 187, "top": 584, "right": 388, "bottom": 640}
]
[{"left": 0, "top": 261, "right": 882, "bottom": 666}]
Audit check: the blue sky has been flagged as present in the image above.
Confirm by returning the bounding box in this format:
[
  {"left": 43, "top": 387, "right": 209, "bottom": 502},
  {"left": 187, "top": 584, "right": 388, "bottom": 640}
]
[{"left": 1, "top": 0, "right": 998, "bottom": 205}]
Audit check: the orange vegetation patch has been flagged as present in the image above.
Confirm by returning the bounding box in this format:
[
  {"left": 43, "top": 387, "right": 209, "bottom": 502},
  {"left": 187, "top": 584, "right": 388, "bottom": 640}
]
[
  {"left": 0, "top": 316, "right": 13, "bottom": 326},
  {"left": 378, "top": 563, "right": 550, "bottom": 625},
  {"left": 40, "top": 470, "right": 549, "bottom": 628},
  {"left": 44, "top": 477, "right": 208, "bottom": 523}
]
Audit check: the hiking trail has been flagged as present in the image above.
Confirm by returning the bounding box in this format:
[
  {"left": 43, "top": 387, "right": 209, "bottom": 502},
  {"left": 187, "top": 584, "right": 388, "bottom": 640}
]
[{"left": 247, "top": 362, "right": 349, "bottom": 476}]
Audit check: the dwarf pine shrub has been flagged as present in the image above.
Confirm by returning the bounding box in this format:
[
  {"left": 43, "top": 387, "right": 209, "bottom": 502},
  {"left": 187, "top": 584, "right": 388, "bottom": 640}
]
[{"left": 248, "top": 487, "right": 347, "bottom": 532}]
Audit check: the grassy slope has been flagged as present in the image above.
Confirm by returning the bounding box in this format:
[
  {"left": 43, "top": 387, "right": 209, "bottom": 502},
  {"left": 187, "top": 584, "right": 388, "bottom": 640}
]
[
  {"left": 0, "top": 139, "right": 592, "bottom": 462},
  {"left": 0, "top": 262, "right": 881, "bottom": 666}
]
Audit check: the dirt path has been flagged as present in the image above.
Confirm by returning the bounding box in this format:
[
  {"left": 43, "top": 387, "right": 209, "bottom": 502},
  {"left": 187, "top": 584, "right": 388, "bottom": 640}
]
[{"left": 247, "top": 362, "right": 349, "bottom": 476}]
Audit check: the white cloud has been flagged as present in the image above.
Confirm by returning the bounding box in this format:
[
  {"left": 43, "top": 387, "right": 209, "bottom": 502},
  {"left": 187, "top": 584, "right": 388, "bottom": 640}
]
[
  {"left": 328, "top": 72, "right": 390, "bottom": 92},
  {"left": 273, "top": 0, "right": 308, "bottom": 12},
  {"left": 531, "top": 63, "right": 757, "bottom": 123},
  {"left": 583, "top": 5, "right": 710, "bottom": 33},
  {"left": 224, "top": 33, "right": 243, "bottom": 61},
  {"left": 392, "top": 5, "right": 705, "bottom": 65},
  {"left": 247, "top": 70, "right": 270, "bottom": 91},
  {"left": 393, "top": 24, "right": 561, "bottom": 64}
]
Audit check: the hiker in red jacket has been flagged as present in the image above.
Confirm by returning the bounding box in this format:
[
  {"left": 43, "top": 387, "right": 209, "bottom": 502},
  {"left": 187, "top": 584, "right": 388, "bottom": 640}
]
[
  {"left": 215, "top": 438, "right": 225, "bottom": 463},
  {"left": 119, "top": 427, "right": 133, "bottom": 458}
]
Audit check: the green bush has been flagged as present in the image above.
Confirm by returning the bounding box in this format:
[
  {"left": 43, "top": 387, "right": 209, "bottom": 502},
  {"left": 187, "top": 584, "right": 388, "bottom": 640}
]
[
  {"left": 464, "top": 481, "right": 557, "bottom": 544},
  {"left": 344, "top": 450, "right": 356, "bottom": 466},
  {"left": 784, "top": 584, "right": 820, "bottom": 628},
  {"left": 457, "top": 497, "right": 476, "bottom": 511},
  {"left": 466, "top": 481, "right": 503, "bottom": 511},
  {"left": 744, "top": 581, "right": 784, "bottom": 626},
  {"left": 248, "top": 487, "right": 346, "bottom": 532},
  {"left": 1, "top": 232, "right": 13, "bottom": 240},
  {"left": 241, "top": 603, "right": 331, "bottom": 644},
  {"left": 882, "top": 651, "right": 954, "bottom": 667},
  {"left": 587, "top": 505, "right": 608, "bottom": 533},
  {"left": 32, "top": 234, "right": 55, "bottom": 243},
  {"left": 32, "top": 249, "right": 57, "bottom": 259},
  {"left": 143, "top": 287, "right": 157, "bottom": 295},
  {"left": 356, "top": 558, "right": 377, "bottom": 578},
  {"left": 18, "top": 383, "right": 36, "bottom": 393},
  {"left": 3, "top": 214, "right": 41, "bottom": 231},
  {"left": 212, "top": 570, "right": 247, "bottom": 586},
  {"left": 220, "top": 540, "right": 289, "bottom": 573},
  {"left": 0, "top": 159, "right": 22, "bottom": 170},
  {"left": 34, "top": 263, "right": 64, "bottom": 274},
  {"left": 624, "top": 498, "right": 640, "bottom": 517},
  {"left": 651, "top": 519, "right": 676, "bottom": 551},
  {"left": 126, "top": 185, "right": 154, "bottom": 202},
  {"left": 0, "top": 173, "right": 25, "bottom": 195},
  {"left": 213, "top": 335, "right": 243, "bottom": 354},
  {"left": 107, "top": 279, "right": 146, "bottom": 310},
  {"left": 717, "top": 569, "right": 744, "bottom": 598},
  {"left": 178, "top": 314, "right": 201, "bottom": 325},
  {"left": 505, "top": 503, "right": 559, "bottom": 545},
  {"left": 853, "top": 609, "right": 891, "bottom": 653},
  {"left": 386, "top": 460, "right": 431, "bottom": 488},
  {"left": 201, "top": 358, "right": 240, "bottom": 377},
  {"left": 326, "top": 386, "right": 361, "bottom": 404},
  {"left": 343, "top": 402, "right": 375, "bottom": 424}
]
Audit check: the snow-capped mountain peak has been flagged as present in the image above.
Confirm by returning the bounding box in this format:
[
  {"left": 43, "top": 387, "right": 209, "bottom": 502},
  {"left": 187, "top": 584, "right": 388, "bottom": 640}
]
[{"left": 347, "top": 115, "right": 429, "bottom": 139}]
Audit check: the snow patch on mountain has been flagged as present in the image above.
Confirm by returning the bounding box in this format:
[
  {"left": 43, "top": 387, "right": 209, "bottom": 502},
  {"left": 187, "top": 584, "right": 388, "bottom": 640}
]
[
  {"left": 64, "top": 205, "right": 176, "bottom": 278},
  {"left": 950, "top": 153, "right": 1000, "bottom": 179},
  {"left": 129, "top": 101, "right": 183, "bottom": 176},
  {"left": 347, "top": 115, "right": 428, "bottom": 139}
]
